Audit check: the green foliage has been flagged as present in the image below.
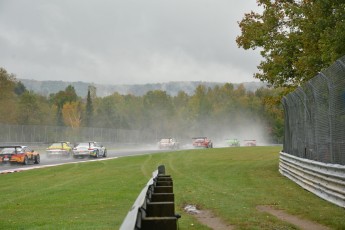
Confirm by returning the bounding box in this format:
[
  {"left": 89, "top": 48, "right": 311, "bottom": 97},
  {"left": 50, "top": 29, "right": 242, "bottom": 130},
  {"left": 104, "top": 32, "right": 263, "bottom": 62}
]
[
  {"left": 237, "top": 0, "right": 345, "bottom": 88},
  {"left": 0, "top": 68, "right": 16, "bottom": 99},
  {"left": 0, "top": 68, "right": 17, "bottom": 124},
  {"left": 142, "top": 90, "right": 174, "bottom": 134},
  {"left": 17, "top": 91, "right": 41, "bottom": 125},
  {"left": 52, "top": 85, "right": 78, "bottom": 109},
  {"left": 190, "top": 85, "right": 212, "bottom": 122},
  {"left": 94, "top": 93, "right": 130, "bottom": 129}
]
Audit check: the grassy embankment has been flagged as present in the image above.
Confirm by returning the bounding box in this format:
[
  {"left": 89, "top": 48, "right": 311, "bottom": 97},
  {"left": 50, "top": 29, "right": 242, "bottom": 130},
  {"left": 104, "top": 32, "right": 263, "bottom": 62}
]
[{"left": 0, "top": 146, "right": 344, "bottom": 229}]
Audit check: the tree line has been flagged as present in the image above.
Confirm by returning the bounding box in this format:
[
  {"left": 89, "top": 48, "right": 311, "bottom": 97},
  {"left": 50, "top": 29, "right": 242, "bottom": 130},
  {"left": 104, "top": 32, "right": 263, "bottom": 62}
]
[{"left": 0, "top": 67, "right": 283, "bottom": 143}]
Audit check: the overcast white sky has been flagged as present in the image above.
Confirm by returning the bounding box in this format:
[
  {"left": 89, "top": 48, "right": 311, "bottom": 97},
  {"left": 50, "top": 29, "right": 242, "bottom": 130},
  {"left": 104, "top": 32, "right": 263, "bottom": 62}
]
[{"left": 0, "top": 0, "right": 262, "bottom": 85}]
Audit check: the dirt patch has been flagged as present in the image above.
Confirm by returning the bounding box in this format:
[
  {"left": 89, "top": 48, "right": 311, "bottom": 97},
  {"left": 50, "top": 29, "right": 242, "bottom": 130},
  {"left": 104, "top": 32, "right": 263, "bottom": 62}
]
[
  {"left": 257, "top": 205, "right": 330, "bottom": 230},
  {"left": 184, "top": 205, "right": 235, "bottom": 230}
]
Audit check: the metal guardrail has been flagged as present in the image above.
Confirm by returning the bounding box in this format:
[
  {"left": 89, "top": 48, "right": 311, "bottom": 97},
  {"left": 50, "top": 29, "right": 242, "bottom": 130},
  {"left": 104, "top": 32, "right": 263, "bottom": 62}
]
[
  {"left": 120, "top": 165, "right": 180, "bottom": 230},
  {"left": 120, "top": 170, "right": 158, "bottom": 230},
  {"left": 279, "top": 152, "right": 345, "bottom": 208}
]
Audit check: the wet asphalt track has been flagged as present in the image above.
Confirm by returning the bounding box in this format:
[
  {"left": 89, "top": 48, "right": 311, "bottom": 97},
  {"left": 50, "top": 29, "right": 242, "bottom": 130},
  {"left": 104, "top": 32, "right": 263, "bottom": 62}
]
[
  {"left": 0, "top": 144, "right": 273, "bottom": 174},
  {"left": 0, "top": 148, "right": 172, "bottom": 174}
]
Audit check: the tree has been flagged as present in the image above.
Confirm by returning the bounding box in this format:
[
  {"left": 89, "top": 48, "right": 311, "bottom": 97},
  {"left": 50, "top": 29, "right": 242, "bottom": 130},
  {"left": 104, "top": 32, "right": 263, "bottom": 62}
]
[
  {"left": 14, "top": 81, "right": 27, "bottom": 96},
  {"left": 85, "top": 89, "right": 93, "bottom": 127},
  {"left": 0, "top": 68, "right": 15, "bottom": 99},
  {"left": 17, "top": 91, "right": 40, "bottom": 125},
  {"left": 143, "top": 90, "right": 174, "bottom": 137},
  {"left": 255, "top": 87, "right": 285, "bottom": 143},
  {"left": 0, "top": 68, "right": 17, "bottom": 123},
  {"left": 189, "top": 85, "right": 212, "bottom": 122},
  {"left": 122, "top": 94, "right": 144, "bottom": 129},
  {"left": 236, "top": 0, "right": 345, "bottom": 89},
  {"left": 88, "top": 85, "right": 97, "bottom": 99},
  {"left": 51, "top": 85, "right": 78, "bottom": 126},
  {"left": 93, "top": 93, "right": 130, "bottom": 129},
  {"left": 172, "top": 91, "right": 191, "bottom": 138},
  {"left": 62, "top": 102, "right": 82, "bottom": 128}
]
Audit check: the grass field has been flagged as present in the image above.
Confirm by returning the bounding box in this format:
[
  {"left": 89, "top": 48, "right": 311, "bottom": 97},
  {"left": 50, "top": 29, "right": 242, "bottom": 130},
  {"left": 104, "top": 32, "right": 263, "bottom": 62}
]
[{"left": 0, "top": 146, "right": 344, "bottom": 229}]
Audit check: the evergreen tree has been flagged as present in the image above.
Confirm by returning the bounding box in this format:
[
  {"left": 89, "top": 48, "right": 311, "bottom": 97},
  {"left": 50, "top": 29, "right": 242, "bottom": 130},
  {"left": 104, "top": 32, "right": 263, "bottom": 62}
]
[
  {"left": 85, "top": 89, "right": 93, "bottom": 127},
  {"left": 14, "top": 81, "right": 27, "bottom": 95}
]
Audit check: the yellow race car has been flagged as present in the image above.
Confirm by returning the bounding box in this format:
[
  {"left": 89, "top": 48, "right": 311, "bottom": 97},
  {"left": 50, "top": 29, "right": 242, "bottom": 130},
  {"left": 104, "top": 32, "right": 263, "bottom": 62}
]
[
  {"left": 46, "top": 141, "right": 73, "bottom": 158},
  {"left": 0, "top": 145, "right": 40, "bottom": 165}
]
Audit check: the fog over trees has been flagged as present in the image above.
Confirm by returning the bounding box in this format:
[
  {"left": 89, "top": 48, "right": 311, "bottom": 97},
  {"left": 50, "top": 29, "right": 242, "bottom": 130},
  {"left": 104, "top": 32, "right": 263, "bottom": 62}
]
[{"left": 0, "top": 67, "right": 283, "bottom": 143}]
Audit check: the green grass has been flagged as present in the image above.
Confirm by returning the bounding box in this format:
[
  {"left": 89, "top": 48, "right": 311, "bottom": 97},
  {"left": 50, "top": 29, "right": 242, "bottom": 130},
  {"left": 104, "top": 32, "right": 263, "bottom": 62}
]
[{"left": 0, "top": 146, "right": 344, "bottom": 229}]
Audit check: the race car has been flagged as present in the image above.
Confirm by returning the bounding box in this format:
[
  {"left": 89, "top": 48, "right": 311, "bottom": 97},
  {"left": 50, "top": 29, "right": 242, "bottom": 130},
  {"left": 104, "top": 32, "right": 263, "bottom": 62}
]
[
  {"left": 0, "top": 145, "right": 40, "bottom": 165},
  {"left": 46, "top": 141, "right": 73, "bottom": 158},
  {"left": 226, "top": 138, "right": 240, "bottom": 147},
  {"left": 158, "top": 138, "right": 180, "bottom": 150},
  {"left": 72, "top": 142, "right": 107, "bottom": 158},
  {"left": 244, "top": 140, "right": 257, "bottom": 146},
  {"left": 192, "top": 137, "right": 213, "bottom": 148}
]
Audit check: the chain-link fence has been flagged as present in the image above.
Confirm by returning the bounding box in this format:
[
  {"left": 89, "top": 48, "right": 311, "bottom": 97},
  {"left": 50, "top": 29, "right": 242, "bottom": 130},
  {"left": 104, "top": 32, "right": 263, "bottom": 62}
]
[
  {"left": 0, "top": 123, "right": 158, "bottom": 146},
  {"left": 282, "top": 55, "right": 345, "bottom": 165}
]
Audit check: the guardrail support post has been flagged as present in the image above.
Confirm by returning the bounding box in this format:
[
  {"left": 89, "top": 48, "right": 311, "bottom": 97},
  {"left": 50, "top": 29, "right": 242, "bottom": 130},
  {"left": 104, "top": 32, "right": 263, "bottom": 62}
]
[{"left": 158, "top": 164, "right": 165, "bottom": 175}]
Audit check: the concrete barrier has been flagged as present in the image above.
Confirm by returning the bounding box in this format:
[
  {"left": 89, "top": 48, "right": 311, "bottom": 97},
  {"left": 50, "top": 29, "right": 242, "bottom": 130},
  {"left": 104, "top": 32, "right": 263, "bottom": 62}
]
[{"left": 120, "top": 165, "right": 180, "bottom": 230}]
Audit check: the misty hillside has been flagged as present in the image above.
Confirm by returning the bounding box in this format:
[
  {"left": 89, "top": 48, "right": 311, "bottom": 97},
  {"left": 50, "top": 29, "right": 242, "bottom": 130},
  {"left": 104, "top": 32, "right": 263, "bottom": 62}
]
[{"left": 19, "top": 79, "right": 267, "bottom": 97}]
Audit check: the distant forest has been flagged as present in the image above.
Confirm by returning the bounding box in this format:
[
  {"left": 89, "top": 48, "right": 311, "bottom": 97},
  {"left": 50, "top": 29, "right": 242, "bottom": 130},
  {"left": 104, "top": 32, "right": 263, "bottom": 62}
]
[
  {"left": 19, "top": 78, "right": 267, "bottom": 97},
  {"left": 1, "top": 67, "right": 283, "bottom": 143}
]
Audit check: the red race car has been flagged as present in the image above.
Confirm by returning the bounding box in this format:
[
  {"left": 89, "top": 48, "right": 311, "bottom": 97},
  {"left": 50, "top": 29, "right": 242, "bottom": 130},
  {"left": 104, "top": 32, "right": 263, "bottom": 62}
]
[{"left": 192, "top": 137, "right": 213, "bottom": 148}]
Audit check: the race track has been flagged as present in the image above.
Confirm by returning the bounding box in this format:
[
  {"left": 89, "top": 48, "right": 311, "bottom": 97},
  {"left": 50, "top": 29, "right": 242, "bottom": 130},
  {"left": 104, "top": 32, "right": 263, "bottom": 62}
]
[{"left": 0, "top": 148, "right": 170, "bottom": 174}]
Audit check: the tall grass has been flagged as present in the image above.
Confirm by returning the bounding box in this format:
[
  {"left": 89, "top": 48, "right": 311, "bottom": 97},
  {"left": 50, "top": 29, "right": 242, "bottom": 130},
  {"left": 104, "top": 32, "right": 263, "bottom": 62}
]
[{"left": 0, "top": 146, "right": 344, "bottom": 229}]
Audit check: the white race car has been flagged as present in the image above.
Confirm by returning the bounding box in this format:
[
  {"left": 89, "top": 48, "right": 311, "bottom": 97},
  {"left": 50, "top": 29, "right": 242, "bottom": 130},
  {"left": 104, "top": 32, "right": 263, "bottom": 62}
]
[
  {"left": 72, "top": 142, "right": 107, "bottom": 158},
  {"left": 158, "top": 138, "right": 180, "bottom": 149}
]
